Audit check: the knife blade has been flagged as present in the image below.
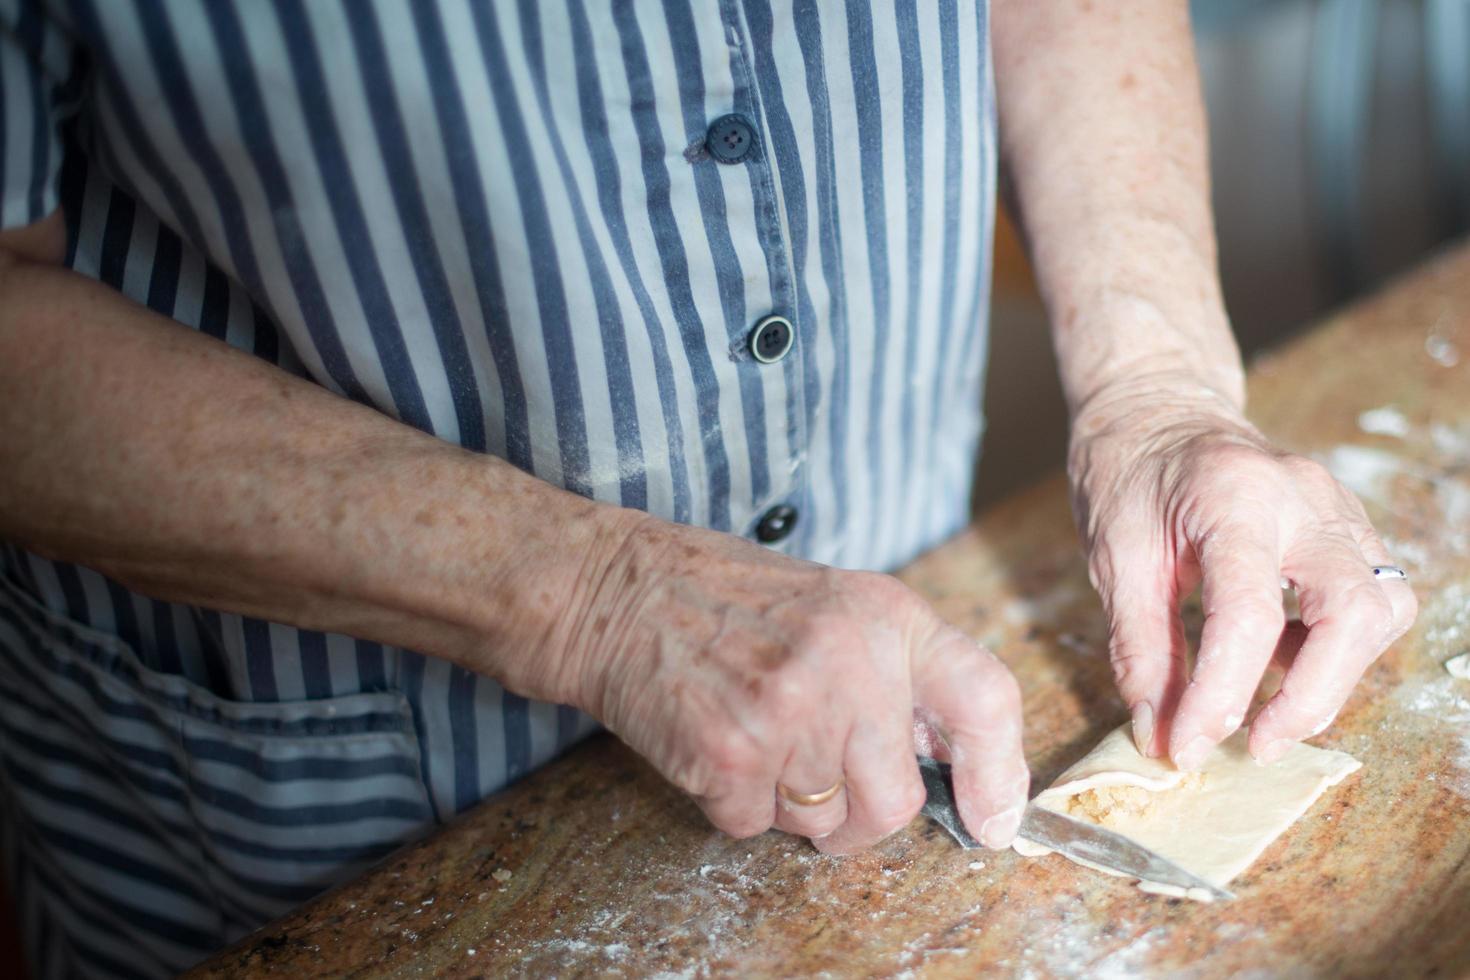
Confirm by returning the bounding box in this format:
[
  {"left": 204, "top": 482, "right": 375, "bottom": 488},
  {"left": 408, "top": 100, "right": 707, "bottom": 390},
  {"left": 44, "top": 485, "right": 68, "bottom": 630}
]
[{"left": 917, "top": 757, "right": 1234, "bottom": 902}]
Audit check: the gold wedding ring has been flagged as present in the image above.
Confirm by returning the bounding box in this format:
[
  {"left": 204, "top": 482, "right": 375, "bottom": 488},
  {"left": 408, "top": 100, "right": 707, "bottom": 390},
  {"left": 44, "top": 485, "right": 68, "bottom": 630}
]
[{"left": 777, "top": 776, "right": 845, "bottom": 807}]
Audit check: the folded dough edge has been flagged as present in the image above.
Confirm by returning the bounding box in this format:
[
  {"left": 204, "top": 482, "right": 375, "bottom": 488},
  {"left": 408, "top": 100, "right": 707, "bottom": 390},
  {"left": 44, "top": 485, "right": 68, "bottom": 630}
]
[{"left": 1013, "top": 724, "right": 1361, "bottom": 900}]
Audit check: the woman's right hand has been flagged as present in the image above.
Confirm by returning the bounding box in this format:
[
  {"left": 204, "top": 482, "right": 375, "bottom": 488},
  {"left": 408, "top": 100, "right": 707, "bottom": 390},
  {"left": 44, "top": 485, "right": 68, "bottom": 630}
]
[{"left": 559, "top": 516, "right": 1031, "bottom": 854}]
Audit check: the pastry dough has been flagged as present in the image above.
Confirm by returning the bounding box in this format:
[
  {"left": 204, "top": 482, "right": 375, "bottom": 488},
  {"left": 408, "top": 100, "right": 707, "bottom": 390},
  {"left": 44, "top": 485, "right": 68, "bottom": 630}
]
[{"left": 1013, "top": 724, "right": 1361, "bottom": 899}]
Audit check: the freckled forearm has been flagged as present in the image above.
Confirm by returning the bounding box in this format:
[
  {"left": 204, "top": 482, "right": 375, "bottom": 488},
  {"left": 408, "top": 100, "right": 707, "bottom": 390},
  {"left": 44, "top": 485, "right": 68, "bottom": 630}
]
[
  {"left": 992, "top": 0, "right": 1244, "bottom": 417},
  {"left": 0, "top": 249, "right": 629, "bottom": 702}
]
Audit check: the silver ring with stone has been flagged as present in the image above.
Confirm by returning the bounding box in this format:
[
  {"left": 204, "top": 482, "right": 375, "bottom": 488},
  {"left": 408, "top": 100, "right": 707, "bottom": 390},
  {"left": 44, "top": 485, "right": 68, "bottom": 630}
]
[{"left": 1370, "top": 565, "right": 1408, "bottom": 582}]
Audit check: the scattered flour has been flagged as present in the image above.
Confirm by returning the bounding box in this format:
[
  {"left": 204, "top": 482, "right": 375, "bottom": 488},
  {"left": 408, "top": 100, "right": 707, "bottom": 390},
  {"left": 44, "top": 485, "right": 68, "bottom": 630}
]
[
  {"left": 1431, "top": 423, "right": 1470, "bottom": 462},
  {"left": 1358, "top": 406, "right": 1412, "bottom": 438},
  {"left": 1423, "top": 583, "right": 1470, "bottom": 654},
  {"left": 1004, "top": 584, "right": 1083, "bottom": 628},
  {"left": 522, "top": 844, "right": 777, "bottom": 973},
  {"left": 1320, "top": 438, "right": 1470, "bottom": 559},
  {"left": 1426, "top": 331, "right": 1461, "bottom": 368},
  {"left": 1399, "top": 680, "right": 1470, "bottom": 719},
  {"left": 1444, "top": 653, "right": 1470, "bottom": 680},
  {"left": 1006, "top": 894, "right": 1207, "bottom": 980},
  {"left": 525, "top": 937, "right": 632, "bottom": 960},
  {"left": 1353, "top": 410, "right": 1470, "bottom": 464},
  {"left": 1394, "top": 670, "right": 1470, "bottom": 798},
  {"left": 1437, "top": 480, "right": 1470, "bottom": 531},
  {"left": 1321, "top": 445, "right": 1414, "bottom": 505},
  {"left": 1379, "top": 534, "right": 1432, "bottom": 575}
]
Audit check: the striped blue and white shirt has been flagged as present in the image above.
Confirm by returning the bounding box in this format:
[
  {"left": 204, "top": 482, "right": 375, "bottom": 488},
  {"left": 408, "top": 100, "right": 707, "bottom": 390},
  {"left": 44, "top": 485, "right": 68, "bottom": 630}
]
[{"left": 0, "top": 1, "right": 995, "bottom": 975}]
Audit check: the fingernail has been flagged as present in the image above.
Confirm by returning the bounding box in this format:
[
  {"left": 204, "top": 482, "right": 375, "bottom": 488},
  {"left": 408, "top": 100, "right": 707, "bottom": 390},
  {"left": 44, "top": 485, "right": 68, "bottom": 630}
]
[
  {"left": 979, "top": 804, "right": 1024, "bottom": 849},
  {"left": 1174, "top": 735, "right": 1214, "bottom": 771},
  {"left": 1255, "top": 739, "right": 1291, "bottom": 765},
  {"left": 1131, "top": 702, "right": 1155, "bottom": 757}
]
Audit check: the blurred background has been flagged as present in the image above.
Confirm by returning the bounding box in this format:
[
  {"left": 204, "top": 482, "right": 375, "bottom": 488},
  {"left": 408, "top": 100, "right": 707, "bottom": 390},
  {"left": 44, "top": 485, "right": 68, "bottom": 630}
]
[
  {"left": 975, "top": 0, "right": 1470, "bottom": 508},
  {"left": 1, "top": 1, "right": 1468, "bottom": 974}
]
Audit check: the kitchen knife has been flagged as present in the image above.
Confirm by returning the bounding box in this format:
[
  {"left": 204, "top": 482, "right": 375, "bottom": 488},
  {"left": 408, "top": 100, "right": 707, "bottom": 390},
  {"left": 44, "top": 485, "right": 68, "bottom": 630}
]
[{"left": 918, "top": 757, "right": 1234, "bottom": 902}]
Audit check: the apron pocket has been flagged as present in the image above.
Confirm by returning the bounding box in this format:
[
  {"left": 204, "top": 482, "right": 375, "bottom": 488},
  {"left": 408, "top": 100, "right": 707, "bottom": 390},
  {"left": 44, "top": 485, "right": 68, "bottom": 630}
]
[{"left": 0, "top": 577, "right": 433, "bottom": 976}]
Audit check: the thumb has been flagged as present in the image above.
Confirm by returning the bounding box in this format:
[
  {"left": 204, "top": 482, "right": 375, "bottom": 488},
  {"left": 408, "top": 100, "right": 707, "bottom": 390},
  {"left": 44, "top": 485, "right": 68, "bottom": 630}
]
[{"left": 911, "top": 625, "right": 1029, "bottom": 848}]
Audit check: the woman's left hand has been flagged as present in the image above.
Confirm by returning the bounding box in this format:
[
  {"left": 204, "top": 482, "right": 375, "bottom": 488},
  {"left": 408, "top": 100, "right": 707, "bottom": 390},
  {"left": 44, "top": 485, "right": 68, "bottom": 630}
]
[{"left": 1067, "top": 376, "right": 1418, "bottom": 769}]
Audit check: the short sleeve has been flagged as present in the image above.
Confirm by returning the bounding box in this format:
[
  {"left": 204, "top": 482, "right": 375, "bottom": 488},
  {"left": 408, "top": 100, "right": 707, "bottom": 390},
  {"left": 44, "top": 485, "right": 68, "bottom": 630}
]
[{"left": 0, "top": 0, "right": 76, "bottom": 230}]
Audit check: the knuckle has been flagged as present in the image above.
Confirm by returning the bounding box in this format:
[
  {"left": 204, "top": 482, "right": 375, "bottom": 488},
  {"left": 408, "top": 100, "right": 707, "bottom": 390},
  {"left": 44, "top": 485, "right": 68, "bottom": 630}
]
[
  {"left": 1338, "top": 486, "right": 1375, "bottom": 521},
  {"left": 976, "top": 684, "right": 1022, "bottom": 729},
  {"left": 701, "top": 727, "right": 760, "bottom": 779},
  {"left": 868, "top": 786, "right": 925, "bottom": 836},
  {"left": 1193, "top": 441, "right": 1256, "bottom": 472},
  {"left": 761, "top": 670, "right": 810, "bottom": 722},
  {"left": 1108, "top": 643, "right": 1155, "bottom": 672},
  {"left": 1085, "top": 526, "right": 1156, "bottom": 599},
  {"left": 1104, "top": 589, "right": 1171, "bottom": 633},
  {"left": 720, "top": 812, "right": 773, "bottom": 840},
  {"left": 1374, "top": 581, "right": 1419, "bottom": 638},
  {"left": 1230, "top": 596, "right": 1287, "bottom": 638},
  {"left": 1109, "top": 614, "right": 1184, "bottom": 664},
  {"left": 896, "top": 774, "right": 928, "bottom": 814},
  {"left": 1108, "top": 649, "right": 1155, "bottom": 694},
  {"left": 1277, "top": 696, "right": 1335, "bottom": 732},
  {"left": 664, "top": 758, "right": 708, "bottom": 797},
  {"left": 1337, "top": 582, "right": 1396, "bottom": 639},
  {"left": 1275, "top": 678, "right": 1340, "bottom": 721},
  {"left": 987, "top": 670, "right": 1025, "bottom": 718},
  {"left": 1191, "top": 444, "right": 1282, "bottom": 490},
  {"left": 846, "top": 571, "right": 921, "bottom": 617},
  {"left": 948, "top": 662, "right": 1022, "bottom": 720},
  {"left": 1282, "top": 453, "right": 1332, "bottom": 485},
  {"left": 1392, "top": 589, "right": 1420, "bottom": 634},
  {"left": 1279, "top": 454, "right": 1346, "bottom": 504},
  {"left": 855, "top": 570, "right": 913, "bottom": 601},
  {"left": 1211, "top": 592, "right": 1285, "bottom": 641},
  {"left": 794, "top": 611, "right": 867, "bottom": 659}
]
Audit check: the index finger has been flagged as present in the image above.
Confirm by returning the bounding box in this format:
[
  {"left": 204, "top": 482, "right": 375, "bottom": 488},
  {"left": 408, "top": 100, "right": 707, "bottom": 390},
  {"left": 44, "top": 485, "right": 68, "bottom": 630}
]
[
  {"left": 1169, "top": 521, "right": 1285, "bottom": 770},
  {"left": 911, "top": 625, "right": 1029, "bottom": 849}
]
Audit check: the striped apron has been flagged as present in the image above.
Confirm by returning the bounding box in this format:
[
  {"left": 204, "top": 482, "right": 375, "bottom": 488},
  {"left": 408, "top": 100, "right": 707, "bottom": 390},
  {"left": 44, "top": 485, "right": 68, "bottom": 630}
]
[{"left": 0, "top": 1, "right": 996, "bottom": 974}]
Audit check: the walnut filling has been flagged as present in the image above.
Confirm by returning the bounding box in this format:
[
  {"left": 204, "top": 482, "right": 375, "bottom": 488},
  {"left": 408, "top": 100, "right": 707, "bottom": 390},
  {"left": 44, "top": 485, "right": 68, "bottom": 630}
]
[{"left": 1064, "top": 773, "right": 1206, "bottom": 828}]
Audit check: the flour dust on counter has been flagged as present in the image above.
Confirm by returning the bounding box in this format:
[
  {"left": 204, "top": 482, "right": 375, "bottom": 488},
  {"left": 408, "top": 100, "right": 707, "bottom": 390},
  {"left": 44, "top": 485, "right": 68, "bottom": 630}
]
[
  {"left": 1325, "top": 414, "right": 1470, "bottom": 562},
  {"left": 1393, "top": 666, "right": 1470, "bottom": 800},
  {"left": 1358, "top": 405, "right": 1413, "bottom": 438},
  {"left": 1012, "top": 725, "right": 1361, "bottom": 899}
]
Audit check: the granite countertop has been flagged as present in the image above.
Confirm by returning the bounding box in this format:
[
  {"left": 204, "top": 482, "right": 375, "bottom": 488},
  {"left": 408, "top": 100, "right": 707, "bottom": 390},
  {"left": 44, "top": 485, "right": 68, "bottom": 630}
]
[{"left": 191, "top": 243, "right": 1470, "bottom": 978}]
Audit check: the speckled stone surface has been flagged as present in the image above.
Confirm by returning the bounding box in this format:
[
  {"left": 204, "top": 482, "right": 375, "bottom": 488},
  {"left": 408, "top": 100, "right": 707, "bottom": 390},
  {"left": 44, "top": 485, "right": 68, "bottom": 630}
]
[{"left": 190, "top": 244, "right": 1470, "bottom": 978}]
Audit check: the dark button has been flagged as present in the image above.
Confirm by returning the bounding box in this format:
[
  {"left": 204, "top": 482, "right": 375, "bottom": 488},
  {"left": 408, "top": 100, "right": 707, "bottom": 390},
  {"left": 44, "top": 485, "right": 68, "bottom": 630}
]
[
  {"left": 706, "top": 114, "right": 756, "bottom": 164},
  {"left": 749, "top": 314, "right": 794, "bottom": 364},
  {"left": 755, "top": 504, "right": 798, "bottom": 544}
]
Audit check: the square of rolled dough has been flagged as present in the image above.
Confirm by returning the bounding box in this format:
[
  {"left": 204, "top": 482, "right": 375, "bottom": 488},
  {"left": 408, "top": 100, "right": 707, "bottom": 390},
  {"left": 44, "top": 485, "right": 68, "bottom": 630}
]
[{"left": 1013, "top": 724, "right": 1361, "bottom": 899}]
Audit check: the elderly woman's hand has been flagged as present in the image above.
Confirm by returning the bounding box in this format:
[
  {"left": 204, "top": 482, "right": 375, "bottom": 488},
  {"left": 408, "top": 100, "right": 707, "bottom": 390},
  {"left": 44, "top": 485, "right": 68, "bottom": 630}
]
[
  {"left": 562, "top": 515, "right": 1030, "bottom": 853},
  {"left": 1068, "top": 375, "right": 1417, "bottom": 769}
]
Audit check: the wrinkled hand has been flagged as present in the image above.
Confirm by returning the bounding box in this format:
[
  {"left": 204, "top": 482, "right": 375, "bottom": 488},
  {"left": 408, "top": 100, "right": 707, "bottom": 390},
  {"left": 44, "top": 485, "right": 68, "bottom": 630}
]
[
  {"left": 565, "top": 516, "right": 1030, "bottom": 853},
  {"left": 1069, "top": 379, "right": 1417, "bottom": 769}
]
